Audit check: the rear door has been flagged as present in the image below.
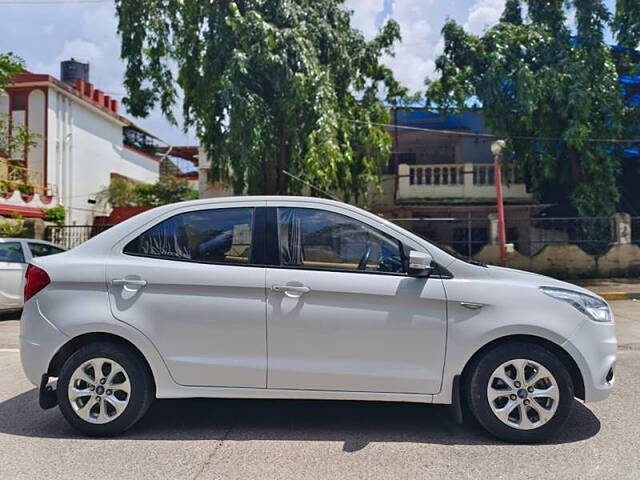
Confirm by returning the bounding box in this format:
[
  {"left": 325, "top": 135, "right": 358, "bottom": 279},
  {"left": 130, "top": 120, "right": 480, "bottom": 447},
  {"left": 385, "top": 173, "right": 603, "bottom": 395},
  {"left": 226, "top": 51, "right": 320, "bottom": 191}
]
[
  {"left": 0, "top": 241, "right": 28, "bottom": 310},
  {"left": 106, "top": 203, "right": 268, "bottom": 388}
]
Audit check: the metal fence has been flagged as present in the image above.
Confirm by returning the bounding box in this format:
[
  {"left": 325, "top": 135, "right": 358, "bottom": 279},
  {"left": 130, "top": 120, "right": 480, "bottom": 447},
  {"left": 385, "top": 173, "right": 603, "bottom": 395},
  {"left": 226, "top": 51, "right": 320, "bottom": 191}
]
[
  {"left": 45, "top": 225, "right": 114, "bottom": 250},
  {"left": 388, "top": 216, "right": 615, "bottom": 257}
]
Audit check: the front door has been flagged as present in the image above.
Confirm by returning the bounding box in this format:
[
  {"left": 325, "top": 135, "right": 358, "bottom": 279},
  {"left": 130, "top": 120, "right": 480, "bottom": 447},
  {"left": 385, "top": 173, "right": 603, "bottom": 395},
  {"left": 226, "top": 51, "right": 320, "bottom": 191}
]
[
  {"left": 266, "top": 206, "right": 447, "bottom": 394},
  {"left": 107, "top": 205, "right": 267, "bottom": 388}
]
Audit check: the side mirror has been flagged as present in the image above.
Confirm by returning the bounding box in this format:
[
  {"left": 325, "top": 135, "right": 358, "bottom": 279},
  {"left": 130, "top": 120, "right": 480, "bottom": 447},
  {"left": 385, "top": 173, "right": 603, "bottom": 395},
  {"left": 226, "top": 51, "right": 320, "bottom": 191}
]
[{"left": 408, "top": 251, "right": 434, "bottom": 277}]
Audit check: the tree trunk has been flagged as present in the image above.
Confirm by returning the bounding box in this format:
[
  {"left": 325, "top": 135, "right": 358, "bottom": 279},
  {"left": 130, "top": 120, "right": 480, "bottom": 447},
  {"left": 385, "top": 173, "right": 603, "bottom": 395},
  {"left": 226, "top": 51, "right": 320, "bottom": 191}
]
[
  {"left": 569, "top": 147, "right": 582, "bottom": 184},
  {"left": 263, "top": 157, "right": 277, "bottom": 195},
  {"left": 276, "top": 125, "right": 288, "bottom": 194}
]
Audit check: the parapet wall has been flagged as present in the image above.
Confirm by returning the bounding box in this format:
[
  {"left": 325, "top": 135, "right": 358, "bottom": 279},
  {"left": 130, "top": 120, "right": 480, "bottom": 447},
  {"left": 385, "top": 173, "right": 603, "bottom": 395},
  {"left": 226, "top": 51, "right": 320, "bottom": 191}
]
[{"left": 472, "top": 244, "right": 640, "bottom": 279}]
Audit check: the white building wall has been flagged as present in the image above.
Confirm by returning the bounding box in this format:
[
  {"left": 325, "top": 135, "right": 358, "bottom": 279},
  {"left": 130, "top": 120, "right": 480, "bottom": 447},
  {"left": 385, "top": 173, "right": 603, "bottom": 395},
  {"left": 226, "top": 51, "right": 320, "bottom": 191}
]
[{"left": 48, "top": 87, "right": 159, "bottom": 225}]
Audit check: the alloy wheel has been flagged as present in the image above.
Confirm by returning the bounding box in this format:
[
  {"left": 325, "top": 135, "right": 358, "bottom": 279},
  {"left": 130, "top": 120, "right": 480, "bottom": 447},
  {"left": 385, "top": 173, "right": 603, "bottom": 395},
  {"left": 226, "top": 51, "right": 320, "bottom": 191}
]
[
  {"left": 486, "top": 359, "right": 559, "bottom": 430},
  {"left": 67, "top": 357, "right": 131, "bottom": 424}
]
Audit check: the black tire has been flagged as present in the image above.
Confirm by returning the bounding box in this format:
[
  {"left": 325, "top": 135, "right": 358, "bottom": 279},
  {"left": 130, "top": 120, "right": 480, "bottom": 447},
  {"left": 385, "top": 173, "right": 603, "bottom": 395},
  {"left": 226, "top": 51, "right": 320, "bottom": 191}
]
[
  {"left": 57, "top": 341, "right": 155, "bottom": 436},
  {"left": 465, "top": 341, "right": 574, "bottom": 443}
]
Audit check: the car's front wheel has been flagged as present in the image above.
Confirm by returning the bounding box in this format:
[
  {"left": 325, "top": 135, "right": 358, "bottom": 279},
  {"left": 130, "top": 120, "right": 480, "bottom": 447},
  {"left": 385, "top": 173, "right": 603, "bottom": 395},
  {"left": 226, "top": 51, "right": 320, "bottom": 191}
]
[
  {"left": 466, "top": 342, "right": 574, "bottom": 443},
  {"left": 57, "top": 341, "right": 154, "bottom": 436}
]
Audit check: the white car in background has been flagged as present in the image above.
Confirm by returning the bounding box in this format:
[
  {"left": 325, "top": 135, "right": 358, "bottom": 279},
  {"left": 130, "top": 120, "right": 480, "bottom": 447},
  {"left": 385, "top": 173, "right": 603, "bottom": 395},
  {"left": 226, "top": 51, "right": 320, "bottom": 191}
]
[
  {"left": 19, "top": 197, "right": 617, "bottom": 443},
  {"left": 0, "top": 238, "right": 65, "bottom": 312}
]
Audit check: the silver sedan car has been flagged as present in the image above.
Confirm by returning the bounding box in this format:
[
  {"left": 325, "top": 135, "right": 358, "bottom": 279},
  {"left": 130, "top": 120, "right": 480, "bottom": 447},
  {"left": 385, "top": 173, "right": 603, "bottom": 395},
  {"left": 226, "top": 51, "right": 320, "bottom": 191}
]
[
  {"left": 0, "top": 237, "right": 65, "bottom": 312},
  {"left": 19, "top": 197, "right": 616, "bottom": 442}
]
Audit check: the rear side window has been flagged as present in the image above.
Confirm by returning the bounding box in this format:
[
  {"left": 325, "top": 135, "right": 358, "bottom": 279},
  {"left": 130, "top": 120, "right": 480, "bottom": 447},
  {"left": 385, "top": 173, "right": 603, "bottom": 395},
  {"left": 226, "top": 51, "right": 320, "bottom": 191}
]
[
  {"left": 0, "top": 242, "right": 25, "bottom": 263},
  {"left": 28, "top": 243, "right": 65, "bottom": 258},
  {"left": 124, "top": 208, "right": 254, "bottom": 265}
]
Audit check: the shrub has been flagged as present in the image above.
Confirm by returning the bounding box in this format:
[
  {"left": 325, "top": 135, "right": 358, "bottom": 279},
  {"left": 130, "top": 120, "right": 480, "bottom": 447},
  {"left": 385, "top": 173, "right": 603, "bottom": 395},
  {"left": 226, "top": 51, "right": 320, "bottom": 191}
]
[
  {"left": 43, "top": 206, "right": 66, "bottom": 226},
  {"left": 0, "top": 215, "right": 25, "bottom": 237}
]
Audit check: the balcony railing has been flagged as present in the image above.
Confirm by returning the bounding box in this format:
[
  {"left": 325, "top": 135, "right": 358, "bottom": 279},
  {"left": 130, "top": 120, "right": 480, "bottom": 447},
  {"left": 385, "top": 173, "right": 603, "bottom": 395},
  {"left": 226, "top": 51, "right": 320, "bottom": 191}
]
[
  {"left": 397, "top": 163, "right": 531, "bottom": 202},
  {"left": 0, "top": 158, "right": 55, "bottom": 197}
]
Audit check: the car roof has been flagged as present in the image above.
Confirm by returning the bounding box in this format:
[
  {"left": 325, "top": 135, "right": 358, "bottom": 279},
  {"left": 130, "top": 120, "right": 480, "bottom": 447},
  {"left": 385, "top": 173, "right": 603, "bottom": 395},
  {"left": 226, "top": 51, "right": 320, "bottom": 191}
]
[{"left": 54, "top": 195, "right": 456, "bottom": 268}]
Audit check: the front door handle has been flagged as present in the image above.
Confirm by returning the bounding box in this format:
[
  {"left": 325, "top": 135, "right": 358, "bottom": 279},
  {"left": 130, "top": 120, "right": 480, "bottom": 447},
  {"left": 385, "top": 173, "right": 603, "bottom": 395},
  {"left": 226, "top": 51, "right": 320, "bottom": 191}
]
[
  {"left": 460, "top": 302, "right": 484, "bottom": 310},
  {"left": 272, "top": 285, "right": 310, "bottom": 298}
]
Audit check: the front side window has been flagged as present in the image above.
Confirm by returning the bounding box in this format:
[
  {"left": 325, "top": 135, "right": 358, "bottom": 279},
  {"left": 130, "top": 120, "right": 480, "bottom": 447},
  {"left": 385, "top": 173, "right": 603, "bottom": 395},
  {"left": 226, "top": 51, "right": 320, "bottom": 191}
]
[
  {"left": 28, "top": 243, "right": 64, "bottom": 258},
  {"left": 124, "top": 208, "right": 254, "bottom": 265},
  {"left": 0, "top": 242, "right": 25, "bottom": 263},
  {"left": 277, "top": 208, "right": 404, "bottom": 274}
]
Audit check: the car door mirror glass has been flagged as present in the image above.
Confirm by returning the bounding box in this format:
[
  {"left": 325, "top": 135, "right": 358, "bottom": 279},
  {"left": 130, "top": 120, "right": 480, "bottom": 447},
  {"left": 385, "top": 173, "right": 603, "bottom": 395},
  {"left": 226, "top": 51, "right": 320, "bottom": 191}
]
[{"left": 408, "top": 251, "right": 433, "bottom": 277}]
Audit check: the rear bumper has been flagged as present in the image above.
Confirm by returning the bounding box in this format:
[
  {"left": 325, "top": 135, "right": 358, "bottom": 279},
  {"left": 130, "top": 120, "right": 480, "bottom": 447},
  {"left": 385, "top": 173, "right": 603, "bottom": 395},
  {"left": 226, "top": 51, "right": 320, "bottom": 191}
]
[
  {"left": 19, "top": 300, "right": 68, "bottom": 386},
  {"left": 563, "top": 319, "right": 617, "bottom": 403}
]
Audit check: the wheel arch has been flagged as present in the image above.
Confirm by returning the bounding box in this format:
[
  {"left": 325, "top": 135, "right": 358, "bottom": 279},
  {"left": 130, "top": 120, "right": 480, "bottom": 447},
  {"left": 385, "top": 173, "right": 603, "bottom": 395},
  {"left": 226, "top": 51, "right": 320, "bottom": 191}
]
[
  {"left": 459, "top": 334, "right": 585, "bottom": 401},
  {"left": 47, "top": 332, "right": 157, "bottom": 393}
]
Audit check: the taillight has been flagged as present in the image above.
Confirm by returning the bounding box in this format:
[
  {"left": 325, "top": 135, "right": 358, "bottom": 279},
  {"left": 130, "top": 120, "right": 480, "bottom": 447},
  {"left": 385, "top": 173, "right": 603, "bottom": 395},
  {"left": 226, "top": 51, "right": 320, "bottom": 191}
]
[{"left": 24, "top": 264, "right": 51, "bottom": 302}]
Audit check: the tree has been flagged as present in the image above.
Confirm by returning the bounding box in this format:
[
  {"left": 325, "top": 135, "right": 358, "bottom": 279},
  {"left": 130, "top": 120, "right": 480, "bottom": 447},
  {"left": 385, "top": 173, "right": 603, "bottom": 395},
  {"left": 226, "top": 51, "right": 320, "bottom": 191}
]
[
  {"left": 614, "top": 0, "right": 640, "bottom": 49},
  {"left": 0, "top": 52, "right": 23, "bottom": 92},
  {"left": 1, "top": 52, "right": 41, "bottom": 171},
  {"left": 0, "top": 113, "right": 40, "bottom": 162},
  {"left": 115, "top": 0, "right": 410, "bottom": 202},
  {"left": 612, "top": 0, "right": 640, "bottom": 215},
  {"left": 98, "top": 177, "right": 198, "bottom": 208},
  {"left": 427, "top": 0, "right": 624, "bottom": 216},
  {"left": 501, "top": 0, "right": 523, "bottom": 25}
]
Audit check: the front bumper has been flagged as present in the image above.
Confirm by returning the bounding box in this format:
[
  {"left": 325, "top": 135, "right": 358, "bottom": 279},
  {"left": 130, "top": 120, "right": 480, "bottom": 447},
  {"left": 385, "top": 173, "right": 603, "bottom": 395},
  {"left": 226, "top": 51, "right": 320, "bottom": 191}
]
[
  {"left": 563, "top": 319, "right": 617, "bottom": 403},
  {"left": 19, "top": 300, "right": 68, "bottom": 386}
]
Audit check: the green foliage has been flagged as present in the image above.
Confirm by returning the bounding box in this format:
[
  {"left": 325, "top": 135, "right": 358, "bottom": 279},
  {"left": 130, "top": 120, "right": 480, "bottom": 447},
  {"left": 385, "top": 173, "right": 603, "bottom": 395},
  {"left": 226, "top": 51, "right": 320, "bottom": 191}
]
[
  {"left": 135, "top": 176, "right": 199, "bottom": 206},
  {"left": 115, "top": 0, "right": 412, "bottom": 202},
  {"left": 501, "top": 0, "right": 523, "bottom": 25},
  {"left": 43, "top": 206, "right": 66, "bottom": 226},
  {"left": 0, "top": 113, "right": 42, "bottom": 161},
  {"left": 614, "top": 0, "right": 640, "bottom": 49},
  {"left": 427, "top": 0, "right": 626, "bottom": 216},
  {"left": 0, "top": 52, "right": 23, "bottom": 92},
  {"left": 98, "top": 178, "right": 139, "bottom": 208},
  {"left": 99, "top": 177, "right": 199, "bottom": 208},
  {"left": 0, "top": 215, "right": 25, "bottom": 237}
]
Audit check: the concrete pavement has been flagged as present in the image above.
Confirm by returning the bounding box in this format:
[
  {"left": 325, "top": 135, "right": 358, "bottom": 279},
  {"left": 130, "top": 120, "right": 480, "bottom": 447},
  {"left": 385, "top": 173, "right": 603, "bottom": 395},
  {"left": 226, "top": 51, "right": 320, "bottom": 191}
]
[
  {"left": 0, "top": 301, "right": 638, "bottom": 479},
  {"left": 578, "top": 278, "right": 640, "bottom": 300}
]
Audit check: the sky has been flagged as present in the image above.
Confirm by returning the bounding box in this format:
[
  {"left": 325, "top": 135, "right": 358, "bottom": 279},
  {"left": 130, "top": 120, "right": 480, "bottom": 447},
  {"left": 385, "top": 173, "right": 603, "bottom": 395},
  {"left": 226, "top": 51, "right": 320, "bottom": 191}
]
[{"left": 0, "top": 0, "right": 619, "bottom": 145}]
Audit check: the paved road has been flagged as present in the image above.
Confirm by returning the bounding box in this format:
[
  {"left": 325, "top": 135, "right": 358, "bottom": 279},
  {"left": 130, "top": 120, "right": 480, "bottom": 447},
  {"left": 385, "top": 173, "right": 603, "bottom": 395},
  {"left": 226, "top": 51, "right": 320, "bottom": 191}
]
[{"left": 0, "top": 301, "right": 638, "bottom": 479}]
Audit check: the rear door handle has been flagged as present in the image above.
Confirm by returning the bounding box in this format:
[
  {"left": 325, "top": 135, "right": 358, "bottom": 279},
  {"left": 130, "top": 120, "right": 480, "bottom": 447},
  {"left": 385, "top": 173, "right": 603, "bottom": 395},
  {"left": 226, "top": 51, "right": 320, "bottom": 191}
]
[
  {"left": 112, "top": 278, "right": 147, "bottom": 291},
  {"left": 272, "top": 285, "right": 310, "bottom": 297}
]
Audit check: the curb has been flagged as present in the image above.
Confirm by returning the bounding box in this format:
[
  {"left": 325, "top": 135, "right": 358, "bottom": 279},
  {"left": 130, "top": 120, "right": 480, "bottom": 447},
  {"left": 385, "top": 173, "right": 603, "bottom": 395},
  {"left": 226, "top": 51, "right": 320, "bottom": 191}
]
[{"left": 594, "top": 292, "right": 640, "bottom": 301}]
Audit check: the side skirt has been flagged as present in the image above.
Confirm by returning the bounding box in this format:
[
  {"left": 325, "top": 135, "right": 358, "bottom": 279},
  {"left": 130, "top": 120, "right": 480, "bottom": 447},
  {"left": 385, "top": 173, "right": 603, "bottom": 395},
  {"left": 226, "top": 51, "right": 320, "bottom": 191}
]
[{"left": 156, "top": 386, "right": 434, "bottom": 404}]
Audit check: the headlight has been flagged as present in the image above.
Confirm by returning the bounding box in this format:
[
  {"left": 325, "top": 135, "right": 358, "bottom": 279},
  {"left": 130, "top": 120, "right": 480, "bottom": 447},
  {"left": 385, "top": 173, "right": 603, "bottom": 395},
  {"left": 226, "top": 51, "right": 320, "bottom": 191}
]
[{"left": 540, "top": 287, "right": 612, "bottom": 323}]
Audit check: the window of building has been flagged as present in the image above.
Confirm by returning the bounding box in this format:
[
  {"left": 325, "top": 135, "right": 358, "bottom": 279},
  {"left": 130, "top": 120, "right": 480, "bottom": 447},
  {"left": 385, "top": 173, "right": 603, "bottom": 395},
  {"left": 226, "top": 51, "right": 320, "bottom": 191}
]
[
  {"left": 277, "top": 208, "right": 405, "bottom": 274},
  {"left": 11, "top": 92, "right": 27, "bottom": 111},
  {"left": 124, "top": 208, "right": 254, "bottom": 264}
]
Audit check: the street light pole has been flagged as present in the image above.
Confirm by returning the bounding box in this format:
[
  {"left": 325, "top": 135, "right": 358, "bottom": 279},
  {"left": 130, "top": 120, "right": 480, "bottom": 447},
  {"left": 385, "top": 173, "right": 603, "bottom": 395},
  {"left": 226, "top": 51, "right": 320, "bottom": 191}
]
[{"left": 491, "top": 140, "right": 507, "bottom": 267}]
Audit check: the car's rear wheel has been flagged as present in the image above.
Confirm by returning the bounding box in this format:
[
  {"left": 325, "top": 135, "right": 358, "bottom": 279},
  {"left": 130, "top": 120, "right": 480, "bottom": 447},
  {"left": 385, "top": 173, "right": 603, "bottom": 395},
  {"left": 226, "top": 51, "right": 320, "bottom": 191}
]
[
  {"left": 466, "top": 342, "right": 574, "bottom": 443},
  {"left": 57, "top": 342, "right": 154, "bottom": 436}
]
